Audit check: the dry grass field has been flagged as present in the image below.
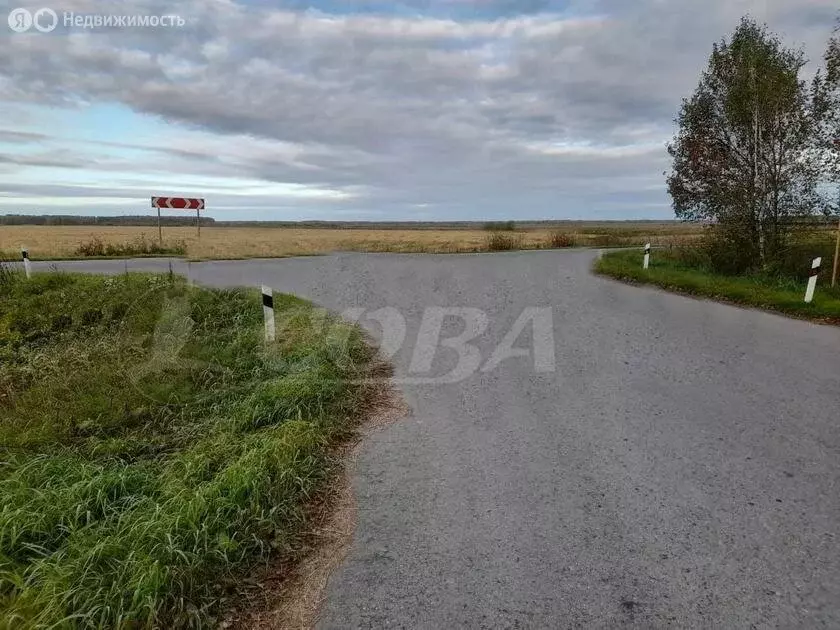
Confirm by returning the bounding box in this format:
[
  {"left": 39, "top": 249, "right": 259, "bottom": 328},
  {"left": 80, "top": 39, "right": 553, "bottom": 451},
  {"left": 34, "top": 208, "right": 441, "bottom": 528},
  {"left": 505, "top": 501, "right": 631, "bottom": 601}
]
[{"left": 0, "top": 224, "right": 704, "bottom": 260}]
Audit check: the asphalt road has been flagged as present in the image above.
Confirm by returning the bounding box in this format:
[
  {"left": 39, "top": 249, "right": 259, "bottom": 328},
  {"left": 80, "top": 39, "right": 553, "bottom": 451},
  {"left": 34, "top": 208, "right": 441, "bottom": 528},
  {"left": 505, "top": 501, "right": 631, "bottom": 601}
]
[{"left": 39, "top": 251, "right": 840, "bottom": 628}]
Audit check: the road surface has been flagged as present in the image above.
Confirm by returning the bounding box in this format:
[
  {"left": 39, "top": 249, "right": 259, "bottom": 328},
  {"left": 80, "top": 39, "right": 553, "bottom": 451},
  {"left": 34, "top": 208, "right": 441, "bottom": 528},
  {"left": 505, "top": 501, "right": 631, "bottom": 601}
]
[{"left": 38, "top": 251, "right": 840, "bottom": 628}]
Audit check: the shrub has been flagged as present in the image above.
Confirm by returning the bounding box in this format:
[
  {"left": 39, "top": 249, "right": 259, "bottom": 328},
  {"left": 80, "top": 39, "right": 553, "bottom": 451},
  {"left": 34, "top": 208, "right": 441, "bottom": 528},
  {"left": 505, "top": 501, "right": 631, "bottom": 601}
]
[
  {"left": 634, "top": 229, "right": 838, "bottom": 285},
  {"left": 699, "top": 227, "right": 757, "bottom": 275},
  {"left": 75, "top": 236, "right": 107, "bottom": 257},
  {"left": 771, "top": 236, "right": 836, "bottom": 281},
  {"left": 549, "top": 232, "right": 575, "bottom": 248},
  {"left": 74, "top": 235, "right": 187, "bottom": 258},
  {"left": 486, "top": 232, "right": 523, "bottom": 251}
]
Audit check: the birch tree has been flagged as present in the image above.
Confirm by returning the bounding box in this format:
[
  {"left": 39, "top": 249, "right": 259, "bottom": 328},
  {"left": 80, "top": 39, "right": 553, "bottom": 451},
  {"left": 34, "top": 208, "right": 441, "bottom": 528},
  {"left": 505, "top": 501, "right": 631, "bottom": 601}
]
[
  {"left": 820, "top": 19, "right": 840, "bottom": 187},
  {"left": 667, "top": 18, "right": 826, "bottom": 272}
]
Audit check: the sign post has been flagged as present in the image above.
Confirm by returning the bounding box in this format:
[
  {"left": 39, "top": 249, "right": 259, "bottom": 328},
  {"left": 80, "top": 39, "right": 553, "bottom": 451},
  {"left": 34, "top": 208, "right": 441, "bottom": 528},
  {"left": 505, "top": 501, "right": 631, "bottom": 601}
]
[{"left": 151, "top": 197, "right": 206, "bottom": 242}]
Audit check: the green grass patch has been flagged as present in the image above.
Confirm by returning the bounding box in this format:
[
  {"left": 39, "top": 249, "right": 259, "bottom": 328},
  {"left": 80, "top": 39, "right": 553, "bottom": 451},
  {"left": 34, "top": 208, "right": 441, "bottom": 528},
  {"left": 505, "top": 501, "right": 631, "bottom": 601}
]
[
  {"left": 0, "top": 272, "right": 377, "bottom": 627},
  {"left": 595, "top": 249, "right": 840, "bottom": 323}
]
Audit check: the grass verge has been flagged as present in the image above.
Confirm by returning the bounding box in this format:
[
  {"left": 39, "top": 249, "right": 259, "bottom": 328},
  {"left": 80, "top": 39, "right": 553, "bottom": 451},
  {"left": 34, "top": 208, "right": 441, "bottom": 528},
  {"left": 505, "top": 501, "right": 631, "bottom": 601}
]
[
  {"left": 0, "top": 271, "right": 379, "bottom": 627},
  {"left": 595, "top": 249, "right": 840, "bottom": 324}
]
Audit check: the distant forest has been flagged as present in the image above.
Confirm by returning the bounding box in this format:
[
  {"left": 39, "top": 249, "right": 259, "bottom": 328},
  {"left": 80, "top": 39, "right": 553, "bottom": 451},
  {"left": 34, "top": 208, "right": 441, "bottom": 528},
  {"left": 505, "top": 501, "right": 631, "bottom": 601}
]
[
  {"left": 0, "top": 215, "right": 686, "bottom": 230},
  {"left": 0, "top": 215, "right": 215, "bottom": 227}
]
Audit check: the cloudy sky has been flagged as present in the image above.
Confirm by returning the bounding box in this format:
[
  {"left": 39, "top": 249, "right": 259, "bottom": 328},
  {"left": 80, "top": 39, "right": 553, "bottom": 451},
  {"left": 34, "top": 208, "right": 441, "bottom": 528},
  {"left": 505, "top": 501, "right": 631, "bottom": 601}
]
[{"left": 1, "top": 0, "right": 837, "bottom": 221}]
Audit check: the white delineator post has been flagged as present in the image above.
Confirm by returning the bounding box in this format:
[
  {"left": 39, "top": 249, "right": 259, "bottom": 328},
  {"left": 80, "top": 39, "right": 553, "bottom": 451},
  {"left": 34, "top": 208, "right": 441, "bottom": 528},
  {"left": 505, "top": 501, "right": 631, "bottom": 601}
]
[
  {"left": 643, "top": 243, "right": 651, "bottom": 270},
  {"left": 262, "top": 285, "right": 276, "bottom": 342},
  {"left": 804, "top": 257, "right": 821, "bottom": 303},
  {"left": 21, "top": 247, "right": 31, "bottom": 278}
]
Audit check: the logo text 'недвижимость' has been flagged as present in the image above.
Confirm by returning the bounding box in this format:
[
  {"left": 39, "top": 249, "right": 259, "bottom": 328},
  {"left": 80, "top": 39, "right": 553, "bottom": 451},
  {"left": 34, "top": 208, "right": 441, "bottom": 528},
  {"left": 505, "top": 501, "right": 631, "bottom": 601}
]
[{"left": 7, "top": 7, "right": 186, "bottom": 32}]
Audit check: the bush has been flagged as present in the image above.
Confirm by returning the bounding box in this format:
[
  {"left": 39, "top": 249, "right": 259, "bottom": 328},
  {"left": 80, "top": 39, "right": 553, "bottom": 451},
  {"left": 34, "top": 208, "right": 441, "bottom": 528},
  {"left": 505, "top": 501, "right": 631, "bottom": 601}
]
[
  {"left": 686, "top": 226, "right": 836, "bottom": 279},
  {"left": 772, "top": 236, "right": 837, "bottom": 281},
  {"left": 701, "top": 229, "right": 757, "bottom": 275},
  {"left": 74, "top": 235, "right": 187, "bottom": 258},
  {"left": 486, "top": 232, "right": 523, "bottom": 251},
  {"left": 549, "top": 232, "right": 575, "bottom": 248},
  {"left": 75, "top": 236, "right": 107, "bottom": 257}
]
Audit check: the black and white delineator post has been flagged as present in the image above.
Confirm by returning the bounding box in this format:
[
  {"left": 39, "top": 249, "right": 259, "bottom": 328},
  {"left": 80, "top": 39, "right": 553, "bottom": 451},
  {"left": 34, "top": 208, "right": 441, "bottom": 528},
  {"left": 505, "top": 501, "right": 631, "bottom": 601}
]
[
  {"left": 643, "top": 243, "right": 651, "bottom": 270},
  {"left": 804, "top": 257, "right": 821, "bottom": 303},
  {"left": 20, "top": 247, "right": 31, "bottom": 279},
  {"left": 262, "top": 285, "right": 275, "bottom": 342}
]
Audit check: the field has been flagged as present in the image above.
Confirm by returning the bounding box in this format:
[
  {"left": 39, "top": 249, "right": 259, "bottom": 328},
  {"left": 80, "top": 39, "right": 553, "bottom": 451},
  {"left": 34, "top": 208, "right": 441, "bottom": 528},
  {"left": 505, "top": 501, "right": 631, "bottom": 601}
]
[
  {"left": 0, "top": 224, "right": 705, "bottom": 260},
  {"left": 0, "top": 269, "right": 379, "bottom": 627}
]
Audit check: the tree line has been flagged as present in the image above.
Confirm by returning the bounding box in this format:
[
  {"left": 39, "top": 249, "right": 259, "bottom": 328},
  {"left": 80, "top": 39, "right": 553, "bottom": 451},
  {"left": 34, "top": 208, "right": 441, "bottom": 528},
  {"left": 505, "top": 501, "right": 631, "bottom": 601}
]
[{"left": 0, "top": 215, "right": 216, "bottom": 226}]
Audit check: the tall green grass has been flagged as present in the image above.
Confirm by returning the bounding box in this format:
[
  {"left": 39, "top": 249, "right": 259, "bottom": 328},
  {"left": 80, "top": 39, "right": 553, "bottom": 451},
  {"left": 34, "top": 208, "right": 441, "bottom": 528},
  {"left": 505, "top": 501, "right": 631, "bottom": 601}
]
[
  {"left": 0, "top": 256, "right": 22, "bottom": 291},
  {"left": 595, "top": 249, "right": 840, "bottom": 322},
  {"left": 0, "top": 272, "right": 376, "bottom": 627}
]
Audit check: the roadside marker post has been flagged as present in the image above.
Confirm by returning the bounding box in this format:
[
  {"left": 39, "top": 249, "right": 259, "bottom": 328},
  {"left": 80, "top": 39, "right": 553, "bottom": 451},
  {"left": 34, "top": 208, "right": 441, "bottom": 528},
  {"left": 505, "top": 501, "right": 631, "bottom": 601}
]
[
  {"left": 804, "top": 257, "right": 821, "bottom": 304},
  {"left": 20, "top": 247, "right": 31, "bottom": 278},
  {"left": 833, "top": 155, "right": 840, "bottom": 287},
  {"left": 643, "top": 243, "right": 651, "bottom": 270},
  {"left": 262, "top": 286, "right": 276, "bottom": 342}
]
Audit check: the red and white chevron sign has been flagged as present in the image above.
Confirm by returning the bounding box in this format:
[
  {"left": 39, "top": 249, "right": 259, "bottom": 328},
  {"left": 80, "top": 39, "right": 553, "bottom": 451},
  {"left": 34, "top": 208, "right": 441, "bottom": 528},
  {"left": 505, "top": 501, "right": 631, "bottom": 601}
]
[{"left": 151, "top": 196, "right": 205, "bottom": 210}]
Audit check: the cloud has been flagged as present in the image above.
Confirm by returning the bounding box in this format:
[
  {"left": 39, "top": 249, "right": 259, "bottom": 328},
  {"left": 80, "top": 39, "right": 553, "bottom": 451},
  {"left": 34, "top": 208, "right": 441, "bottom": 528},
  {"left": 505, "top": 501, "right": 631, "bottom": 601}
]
[{"left": 0, "top": 0, "right": 837, "bottom": 219}]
